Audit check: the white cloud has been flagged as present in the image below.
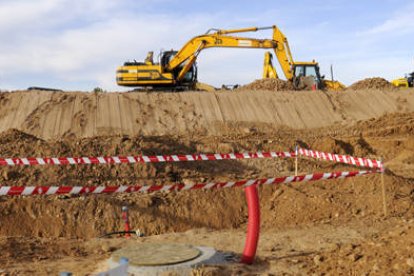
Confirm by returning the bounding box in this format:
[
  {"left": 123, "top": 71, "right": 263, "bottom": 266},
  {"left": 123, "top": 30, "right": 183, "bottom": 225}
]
[
  {"left": 361, "top": 3, "right": 414, "bottom": 36},
  {"left": 0, "top": 0, "right": 62, "bottom": 29},
  {"left": 0, "top": 3, "right": 218, "bottom": 90}
]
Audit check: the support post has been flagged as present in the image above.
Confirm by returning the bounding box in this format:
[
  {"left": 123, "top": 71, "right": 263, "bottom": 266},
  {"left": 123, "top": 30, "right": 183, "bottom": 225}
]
[{"left": 241, "top": 185, "right": 260, "bottom": 264}]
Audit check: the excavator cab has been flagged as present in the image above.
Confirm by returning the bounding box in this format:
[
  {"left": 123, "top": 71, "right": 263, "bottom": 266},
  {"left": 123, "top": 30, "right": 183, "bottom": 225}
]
[
  {"left": 160, "top": 51, "right": 197, "bottom": 87},
  {"left": 292, "top": 62, "right": 324, "bottom": 89}
]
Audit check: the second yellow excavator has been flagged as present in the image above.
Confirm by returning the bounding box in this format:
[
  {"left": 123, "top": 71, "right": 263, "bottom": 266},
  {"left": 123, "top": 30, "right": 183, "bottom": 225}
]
[{"left": 116, "top": 25, "right": 344, "bottom": 91}]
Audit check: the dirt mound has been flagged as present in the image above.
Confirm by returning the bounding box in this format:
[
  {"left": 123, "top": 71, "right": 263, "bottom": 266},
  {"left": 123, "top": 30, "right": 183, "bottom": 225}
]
[
  {"left": 237, "top": 78, "right": 295, "bottom": 91},
  {"left": 1, "top": 89, "right": 414, "bottom": 139},
  {"left": 348, "top": 77, "right": 395, "bottom": 90}
]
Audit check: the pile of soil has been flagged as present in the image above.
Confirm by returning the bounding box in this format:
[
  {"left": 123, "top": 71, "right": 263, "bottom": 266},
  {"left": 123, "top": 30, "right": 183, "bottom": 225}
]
[
  {"left": 348, "top": 77, "right": 395, "bottom": 90},
  {"left": 237, "top": 79, "right": 295, "bottom": 91}
]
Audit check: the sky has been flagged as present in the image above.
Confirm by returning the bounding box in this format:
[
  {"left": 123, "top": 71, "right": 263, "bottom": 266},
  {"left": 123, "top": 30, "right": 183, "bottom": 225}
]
[{"left": 0, "top": 0, "right": 413, "bottom": 91}]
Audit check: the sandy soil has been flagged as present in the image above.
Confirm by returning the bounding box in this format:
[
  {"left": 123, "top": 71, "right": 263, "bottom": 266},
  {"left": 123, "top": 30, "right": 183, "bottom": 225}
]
[
  {"left": 1, "top": 89, "right": 414, "bottom": 139},
  {"left": 0, "top": 88, "right": 413, "bottom": 275}
]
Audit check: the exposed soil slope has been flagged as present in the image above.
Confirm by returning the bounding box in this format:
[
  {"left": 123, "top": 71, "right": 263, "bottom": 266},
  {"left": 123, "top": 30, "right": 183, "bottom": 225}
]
[{"left": 1, "top": 89, "right": 414, "bottom": 139}]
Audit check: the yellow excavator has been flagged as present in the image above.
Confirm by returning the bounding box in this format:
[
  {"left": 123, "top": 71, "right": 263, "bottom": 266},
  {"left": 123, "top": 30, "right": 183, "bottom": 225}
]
[{"left": 116, "top": 25, "right": 344, "bottom": 91}]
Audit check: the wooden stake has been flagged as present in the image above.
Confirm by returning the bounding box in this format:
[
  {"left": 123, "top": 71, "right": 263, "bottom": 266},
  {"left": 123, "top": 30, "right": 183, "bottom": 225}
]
[{"left": 294, "top": 145, "right": 298, "bottom": 176}]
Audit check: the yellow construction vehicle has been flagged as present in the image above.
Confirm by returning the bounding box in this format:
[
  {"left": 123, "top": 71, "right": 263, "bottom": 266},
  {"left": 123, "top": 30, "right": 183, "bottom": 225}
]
[
  {"left": 392, "top": 72, "right": 414, "bottom": 88},
  {"left": 116, "top": 25, "right": 344, "bottom": 90}
]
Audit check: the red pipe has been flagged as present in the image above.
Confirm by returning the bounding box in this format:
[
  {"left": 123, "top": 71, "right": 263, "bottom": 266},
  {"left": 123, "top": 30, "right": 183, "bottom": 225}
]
[
  {"left": 241, "top": 185, "right": 260, "bottom": 264},
  {"left": 122, "top": 206, "right": 131, "bottom": 238}
]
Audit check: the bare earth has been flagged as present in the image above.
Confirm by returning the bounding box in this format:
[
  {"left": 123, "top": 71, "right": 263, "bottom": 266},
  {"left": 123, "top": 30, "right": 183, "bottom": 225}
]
[
  {"left": 0, "top": 88, "right": 413, "bottom": 275},
  {"left": 1, "top": 89, "right": 414, "bottom": 139}
]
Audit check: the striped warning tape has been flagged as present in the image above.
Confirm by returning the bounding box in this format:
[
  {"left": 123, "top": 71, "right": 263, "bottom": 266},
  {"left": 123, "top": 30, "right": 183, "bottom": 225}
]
[
  {"left": 0, "top": 151, "right": 293, "bottom": 166},
  {"left": 0, "top": 170, "right": 377, "bottom": 196},
  {"left": 298, "top": 148, "right": 383, "bottom": 169},
  {"left": 0, "top": 148, "right": 383, "bottom": 170}
]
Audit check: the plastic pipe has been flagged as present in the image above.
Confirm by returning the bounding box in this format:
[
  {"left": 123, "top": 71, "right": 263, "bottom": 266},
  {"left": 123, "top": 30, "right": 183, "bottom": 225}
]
[
  {"left": 122, "top": 206, "right": 131, "bottom": 238},
  {"left": 241, "top": 185, "right": 260, "bottom": 264}
]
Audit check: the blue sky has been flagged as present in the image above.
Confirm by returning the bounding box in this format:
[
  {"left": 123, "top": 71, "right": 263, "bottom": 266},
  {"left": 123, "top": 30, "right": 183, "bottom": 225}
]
[{"left": 0, "top": 0, "right": 413, "bottom": 91}]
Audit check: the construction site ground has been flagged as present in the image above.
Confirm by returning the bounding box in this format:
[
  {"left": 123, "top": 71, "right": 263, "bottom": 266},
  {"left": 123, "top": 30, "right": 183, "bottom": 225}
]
[{"left": 1, "top": 85, "right": 414, "bottom": 275}]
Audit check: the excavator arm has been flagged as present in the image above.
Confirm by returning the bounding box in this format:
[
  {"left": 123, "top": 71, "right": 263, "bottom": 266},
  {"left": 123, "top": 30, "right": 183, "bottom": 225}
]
[
  {"left": 263, "top": 51, "right": 278, "bottom": 79},
  {"left": 166, "top": 26, "right": 295, "bottom": 82}
]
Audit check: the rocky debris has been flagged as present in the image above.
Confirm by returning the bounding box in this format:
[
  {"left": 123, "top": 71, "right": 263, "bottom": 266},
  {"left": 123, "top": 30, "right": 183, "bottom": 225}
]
[
  {"left": 237, "top": 79, "right": 295, "bottom": 91},
  {"left": 348, "top": 77, "right": 396, "bottom": 90},
  {"left": 313, "top": 255, "right": 324, "bottom": 265}
]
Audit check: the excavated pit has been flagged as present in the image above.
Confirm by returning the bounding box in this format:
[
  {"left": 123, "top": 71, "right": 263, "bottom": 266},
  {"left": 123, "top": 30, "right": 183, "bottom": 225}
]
[{"left": 1, "top": 88, "right": 414, "bottom": 275}]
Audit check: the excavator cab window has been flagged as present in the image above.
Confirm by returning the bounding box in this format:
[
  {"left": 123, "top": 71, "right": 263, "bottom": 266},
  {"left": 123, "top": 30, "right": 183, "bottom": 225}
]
[
  {"left": 161, "top": 51, "right": 177, "bottom": 67},
  {"left": 293, "top": 64, "right": 324, "bottom": 89},
  {"left": 305, "top": 66, "right": 317, "bottom": 77},
  {"left": 294, "top": 65, "right": 322, "bottom": 82},
  {"left": 294, "top": 66, "right": 305, "bottom": 77},
  {"left": 294, "top": 65, "right": 320, "bottom": 78},
  {"left": 161, "top": 50, "right": 197, "bottom": 85}
]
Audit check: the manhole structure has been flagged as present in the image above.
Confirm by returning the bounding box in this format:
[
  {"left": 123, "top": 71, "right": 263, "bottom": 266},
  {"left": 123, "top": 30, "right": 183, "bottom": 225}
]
[{"left": 108, "top": 243, "right": 226, "bottom": 275}]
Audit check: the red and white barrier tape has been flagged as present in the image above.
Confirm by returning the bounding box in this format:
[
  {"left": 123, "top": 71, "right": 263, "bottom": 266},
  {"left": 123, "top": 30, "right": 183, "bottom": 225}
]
[
  {"left": 0, "top": 170, "right": 377, "bottom": 196},
  {"left": 0, "top": 148, "right": 383, "bottom": 170},
  {"left": 0, "top": 151, "right": 293, "bottom": 166},
  {"left": 298, "top": 148, "right": 383, "bottom": 169}
]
